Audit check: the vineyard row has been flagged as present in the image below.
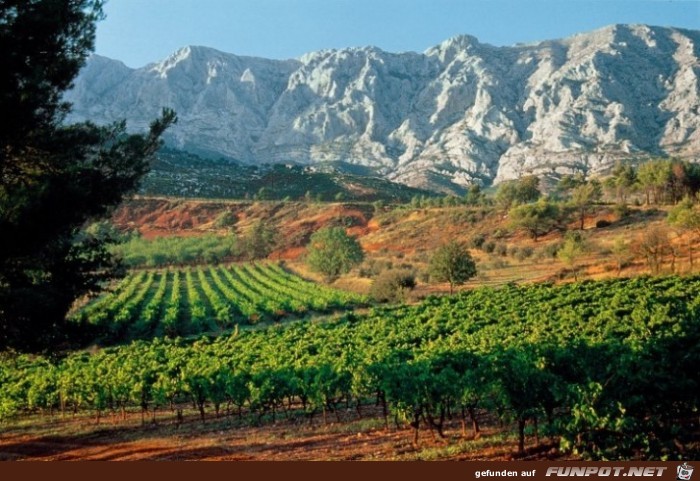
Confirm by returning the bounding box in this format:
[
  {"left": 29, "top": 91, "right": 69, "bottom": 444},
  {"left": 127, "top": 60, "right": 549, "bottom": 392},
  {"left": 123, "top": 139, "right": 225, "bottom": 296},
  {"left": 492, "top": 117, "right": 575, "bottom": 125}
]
[
  {"left": 3, "top": 276, "right": 699, "bottom": 459},
  {"left": 72, "top": 262, "right": 365, "bottom": 342}
]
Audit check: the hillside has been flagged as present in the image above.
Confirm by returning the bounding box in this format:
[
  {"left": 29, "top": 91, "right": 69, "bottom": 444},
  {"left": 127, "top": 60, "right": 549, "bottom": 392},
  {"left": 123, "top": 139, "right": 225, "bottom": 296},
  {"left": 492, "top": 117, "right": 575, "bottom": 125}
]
[
  {"left": 110, "top": 197, "right": 683, "bottom": 295},
  {"left": 65, "top": 25, "right": 700, "bottom": 193},
  {"left": 140, "top": 148, "right": 434, "bottom": 201}
]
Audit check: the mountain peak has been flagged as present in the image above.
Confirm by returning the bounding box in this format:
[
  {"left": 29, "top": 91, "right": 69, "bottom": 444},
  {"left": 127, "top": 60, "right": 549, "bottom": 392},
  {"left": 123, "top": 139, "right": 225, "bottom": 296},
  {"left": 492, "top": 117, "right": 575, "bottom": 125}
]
[
  {"left": 148, "top": 45, "right": 234, "bottom": 78},
  {"left": 164, "top": 45, "right": 234, "bottom": 63},
  {"left": 424, "top": 34, "right": 483, "bottom": 61},
  {"left": 442, "top": 34, "right": 481, "bottom": 48},
  {"left": 69, "top": 25, "right": 700, "bottom": 192}
]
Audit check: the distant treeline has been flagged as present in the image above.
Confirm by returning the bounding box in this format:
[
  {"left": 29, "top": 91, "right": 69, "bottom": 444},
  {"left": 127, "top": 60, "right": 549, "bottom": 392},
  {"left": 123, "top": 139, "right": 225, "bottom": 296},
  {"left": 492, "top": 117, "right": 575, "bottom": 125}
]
[{"left": 407, "top": 158, "right": 700, "bottom": 209}]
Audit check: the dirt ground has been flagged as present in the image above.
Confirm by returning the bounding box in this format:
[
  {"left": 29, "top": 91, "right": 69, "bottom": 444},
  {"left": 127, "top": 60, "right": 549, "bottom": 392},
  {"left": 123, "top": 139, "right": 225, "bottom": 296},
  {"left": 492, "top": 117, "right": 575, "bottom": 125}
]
[{"left": 0, "top": 409, "right": 566, "bottom": 461}]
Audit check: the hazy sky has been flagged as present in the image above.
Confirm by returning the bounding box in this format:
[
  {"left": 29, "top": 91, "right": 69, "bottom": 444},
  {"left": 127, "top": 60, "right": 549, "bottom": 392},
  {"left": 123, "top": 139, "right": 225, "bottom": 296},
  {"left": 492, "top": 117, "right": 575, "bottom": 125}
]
[{"left": 95, "top": 0, "right": 700, "bottom": 68}]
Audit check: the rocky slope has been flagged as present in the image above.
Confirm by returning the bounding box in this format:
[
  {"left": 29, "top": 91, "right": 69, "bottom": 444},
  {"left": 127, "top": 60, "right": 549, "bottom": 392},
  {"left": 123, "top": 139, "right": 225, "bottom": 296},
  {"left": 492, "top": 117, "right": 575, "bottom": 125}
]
[{"left": 65, "top": 24, "right": 700, "bottom": 192}]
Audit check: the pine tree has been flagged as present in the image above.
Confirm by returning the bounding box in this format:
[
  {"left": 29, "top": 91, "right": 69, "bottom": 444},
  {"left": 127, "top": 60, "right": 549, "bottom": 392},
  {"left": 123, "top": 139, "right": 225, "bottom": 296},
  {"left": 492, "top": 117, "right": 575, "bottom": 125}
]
[{"left": 0, "top": 1, "right": 176, "bottom": 351}]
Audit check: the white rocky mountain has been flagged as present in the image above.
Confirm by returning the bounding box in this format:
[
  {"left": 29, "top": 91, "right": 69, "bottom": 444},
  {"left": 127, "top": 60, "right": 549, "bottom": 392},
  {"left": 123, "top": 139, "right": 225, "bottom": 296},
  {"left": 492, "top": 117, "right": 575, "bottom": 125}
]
[{"left": 65, "top": 24, "right": 700, "bottom": 191}]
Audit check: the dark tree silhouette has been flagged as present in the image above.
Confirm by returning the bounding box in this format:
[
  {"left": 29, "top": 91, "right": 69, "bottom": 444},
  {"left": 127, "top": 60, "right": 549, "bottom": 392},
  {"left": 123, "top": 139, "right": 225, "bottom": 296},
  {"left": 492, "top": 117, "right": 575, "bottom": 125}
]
[{"left": 0, "top": 1, "right": 176, "bottom": 351}]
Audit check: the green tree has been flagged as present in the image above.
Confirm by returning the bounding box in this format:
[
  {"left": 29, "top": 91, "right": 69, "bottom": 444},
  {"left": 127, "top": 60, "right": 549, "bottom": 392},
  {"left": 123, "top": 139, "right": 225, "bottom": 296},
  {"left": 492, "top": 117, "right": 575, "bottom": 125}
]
[
  {"left": 609, "top": 163, "right": 637, "bottom": 204},
  {"left": 556, "top": 173, "right": 586, "bottom": 200},
  {"left": 442, "top": 195, "right": 459, "bottom": 207},
  {"left": 570, "top": 180, "right": 602, "bottom": 230},
  {"left": 464, "top": 184, "right": 484, "bottom": 206},
  {"left": 495, "top": 181, "right": 519, "bottom": 210},
  {"left": 637, "top": 162, "right": 658, "bottom": 205},
  {"left": 495, "top": 176, "right": 541, "bottom": 210},
  {"left": 306, "top": 227, "right": 364, "bottom": 281},
  {"left": 0, "top": 1, "right": 176, "bottom": 351},
  {"left": 429, "top": 241, "right": 477, "bottom": 294},
  {"left": 557, "top": 233, "right": 587, "bottom": 281},
  {"left": 668, "top": 197, "right": 700, "bottom": 270},
  {"left": 637, "top": 160, "right": 673, "bottom": 205},
  {"left": 509, "top": 199, "right": 561, "bottom": 241},
  {"left": 243, "top": 221, "right": 278, "bottom": 260},
  {"left": 516, "top": 176, "right": 542, "bottom": 203},
  {"left": 635, "top": 159, "right": 700, "bottom": 205},
  {"left": 610, "top": 236, "right": 632, "bottom": 277}
]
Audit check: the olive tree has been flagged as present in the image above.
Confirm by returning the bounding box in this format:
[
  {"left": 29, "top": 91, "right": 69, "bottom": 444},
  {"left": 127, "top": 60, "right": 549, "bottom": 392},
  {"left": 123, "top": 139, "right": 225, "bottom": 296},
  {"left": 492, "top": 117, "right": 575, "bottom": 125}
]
[{"left": 429, "top": 241, "right": 477, "bottom": 294}]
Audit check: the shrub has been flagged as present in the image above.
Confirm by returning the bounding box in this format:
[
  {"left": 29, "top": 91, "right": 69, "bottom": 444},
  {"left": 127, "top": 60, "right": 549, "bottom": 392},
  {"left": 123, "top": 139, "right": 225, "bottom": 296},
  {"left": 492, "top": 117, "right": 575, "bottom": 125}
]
[
  {"left": 515, "top": 246, "right": 534, "bottom": 261},
  {"left": 370, "top": 269, "right": 417, "bottom": 303},
  {"left": 331, "top": 216, "right": 359, "bottom": 228},
  {"left": 469, "top": 234, "right": 486, "bottom": 249},
  {"left": 613, "top": 203, "right": 630, "bottom": 219},
  {"left": 486, "top": 258, "right": 510, "bottom": 269},
  {"left": 535, "top": 242, "right": 562, "bottom": 260},
  {"left": 214, "top": 211, "right": 236, "bottom": 228},
  {"left": 418, "top": 270, "right": 431, "bottom": 283},
  {"left": 359, "top": 259, "right": 393, "bottom": 278},
  {"left": 495, "top": 243, "right": 508, "bottom": 257},
  {"left": 492, "top": 228, "right": 509, "bottom": 239}
]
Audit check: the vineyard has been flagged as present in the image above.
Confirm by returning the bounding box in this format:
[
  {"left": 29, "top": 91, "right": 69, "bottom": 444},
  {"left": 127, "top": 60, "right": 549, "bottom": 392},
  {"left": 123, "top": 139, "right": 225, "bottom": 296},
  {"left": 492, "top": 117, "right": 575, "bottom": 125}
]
[
  {"left": 2, "top": 276, "right": 699, "bottom": 460},
  {"left": 72, "top": 262, "right": 364, "bottom": 342}
]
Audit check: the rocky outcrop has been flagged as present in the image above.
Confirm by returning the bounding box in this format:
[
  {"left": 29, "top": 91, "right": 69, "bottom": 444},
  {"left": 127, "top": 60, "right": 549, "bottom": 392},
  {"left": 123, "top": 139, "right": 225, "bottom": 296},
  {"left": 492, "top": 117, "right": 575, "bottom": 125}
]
[{"left": 65, "top": 25, "right": 700, "bottom": 191}]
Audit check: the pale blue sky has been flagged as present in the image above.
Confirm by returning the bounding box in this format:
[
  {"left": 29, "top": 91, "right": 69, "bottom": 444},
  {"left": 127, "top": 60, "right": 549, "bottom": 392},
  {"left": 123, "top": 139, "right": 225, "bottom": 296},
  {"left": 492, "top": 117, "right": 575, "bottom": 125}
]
[{"left": 95, "top": 0, "right": 700, "bottom": 68}]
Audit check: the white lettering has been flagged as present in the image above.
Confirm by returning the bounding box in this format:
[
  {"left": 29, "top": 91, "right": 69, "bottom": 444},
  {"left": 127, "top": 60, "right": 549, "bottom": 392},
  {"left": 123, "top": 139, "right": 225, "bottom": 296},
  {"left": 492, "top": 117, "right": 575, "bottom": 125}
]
[{"left": 542, "top": 466, "right": 667, "bottom": 477}]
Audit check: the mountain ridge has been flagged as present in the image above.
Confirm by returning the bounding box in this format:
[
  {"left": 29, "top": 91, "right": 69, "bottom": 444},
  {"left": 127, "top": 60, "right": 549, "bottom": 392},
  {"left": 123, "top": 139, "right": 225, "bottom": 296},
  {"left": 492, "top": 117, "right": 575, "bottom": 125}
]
[{"left": 65, "top": 24, "right": 700, "bottom": 192}]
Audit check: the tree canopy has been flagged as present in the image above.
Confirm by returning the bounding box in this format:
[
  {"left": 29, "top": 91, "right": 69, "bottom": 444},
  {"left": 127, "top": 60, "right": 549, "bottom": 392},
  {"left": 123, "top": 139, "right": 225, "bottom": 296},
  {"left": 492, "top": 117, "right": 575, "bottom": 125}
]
[
  {"left": 668, "top": 197, "right": 700, "bottom": 270},
  {"left": 557, "top": 233, "right": 587, "bottom": 281},
  {"left": 569, "top": 180, "right": 602, "bottom": 230},
  {"left": 0, "top": 0, "right": 176, "bottom": 351},
  {"left": 509, "top": 199, "right": 561, "bottom": 241},
  {"left": 495, "top": 176, "right": 541, "bottom": 210},
  {"left": 242, "top": 220, "right": 278, "bottom": 260},
  {"left": 429, "top": 241, "right": 477, "bottom": 294},
  {"left": 306, "top": 227, "right": 364, "bottom": 281}
]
